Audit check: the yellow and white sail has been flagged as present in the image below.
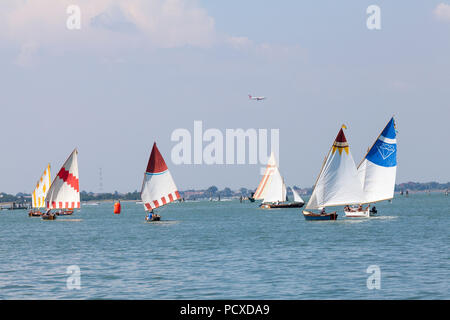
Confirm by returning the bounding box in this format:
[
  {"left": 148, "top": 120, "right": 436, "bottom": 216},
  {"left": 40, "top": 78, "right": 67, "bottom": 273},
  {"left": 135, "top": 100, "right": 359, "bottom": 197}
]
[{"left": 32, "top": 164, "right": 52, "bottom": 208}]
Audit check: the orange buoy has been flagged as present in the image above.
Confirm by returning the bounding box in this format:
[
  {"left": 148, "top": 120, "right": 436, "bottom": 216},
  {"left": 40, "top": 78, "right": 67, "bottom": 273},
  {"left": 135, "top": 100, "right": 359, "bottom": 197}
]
[{"left": 114, "top": 201, "right": 121, "bottom": 214}]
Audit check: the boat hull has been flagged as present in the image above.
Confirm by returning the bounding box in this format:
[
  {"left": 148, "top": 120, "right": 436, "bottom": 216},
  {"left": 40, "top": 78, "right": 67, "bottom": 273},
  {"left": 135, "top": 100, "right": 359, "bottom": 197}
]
[
  {"left": 261, "top": 202, "right": 304, "bottom": 209},
  {"left": 302, "top": 210, "right": 338, "bottom": 220},
  {"left": 344, "top": 207, "right": 370, "bottom": 218},
  {"left": 29, "top": 210, "right": 43, "bottom": 217},
  {"left": 56, "top": 210, "right": 73, "bottom": 216},
  {"left": 42, "top": 214, "right": 57, "bottom": 220},
  {"left": 145, "top": 215, "right": 161, "bottom": 222}
]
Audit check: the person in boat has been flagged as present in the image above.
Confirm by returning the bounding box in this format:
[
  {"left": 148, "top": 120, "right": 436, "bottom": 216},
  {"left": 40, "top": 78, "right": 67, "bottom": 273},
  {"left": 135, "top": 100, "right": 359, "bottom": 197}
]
[
  {"left": 147, "top": 211, "right": 153, "bottom": 220},
  {"left": 320, "top": 207, "right": 326, "bottom": 215},
  {"left": 358, "top": 204, "right": 363, "bottom": 211},
  {"left": 344, "top": 205, "right": 350, "bottom": 211},
  {"left": 43, "top": 209, "right": 53, "bottom": 218}
]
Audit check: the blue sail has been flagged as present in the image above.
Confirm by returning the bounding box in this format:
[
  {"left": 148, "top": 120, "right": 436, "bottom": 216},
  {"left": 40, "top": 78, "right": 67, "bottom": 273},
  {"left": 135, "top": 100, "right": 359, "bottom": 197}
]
[
  {"left": 358, "top": 117, "right": 397, "bottom": 203},
  {"left": 365, "top": 117, "right": 397, "bottom": 167}
]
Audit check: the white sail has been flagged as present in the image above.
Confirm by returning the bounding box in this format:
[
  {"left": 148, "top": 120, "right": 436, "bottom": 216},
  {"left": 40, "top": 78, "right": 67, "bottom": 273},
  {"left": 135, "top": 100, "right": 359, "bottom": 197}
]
[
  {"left": 141, "top": 143, "right": 180, "bottom": 211},
  {"left": 32, "top": 164, "right": 51, "bottom": 208},
  {"left": 253, "top": 152, "right": 277, "bottom": 200},
  {"left": 291, "top": 188, "right": 304, "bottom": 204},
  {"left": 262, "top": 167, "right": 287, "bottom": 203},
  {"left": 358, "top": 117, "right": 397, "bottom": 203},
  {"left": 306, "top": 127, "right": 366, "bottom": 210},
  {"left": 45, "top": 149, "right": 80, "bottom": 209}
]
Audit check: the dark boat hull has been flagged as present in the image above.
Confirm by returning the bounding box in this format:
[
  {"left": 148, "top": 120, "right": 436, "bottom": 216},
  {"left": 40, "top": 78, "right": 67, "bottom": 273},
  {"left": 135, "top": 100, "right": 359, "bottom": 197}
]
[
  {"left": 261, "top": 202, "right": 304, "bottom": 209},
  {"left": 303, "top": 211, "right": 338, "bottom": 220},
  {"left": 145, "top": 216, "right": 161, "bottom": 222},
  {"left": 56, "top": 210, "right": 73, "bottom": 216},
  {"left": 42, "top": 214, "right": 57, "bottom": 220}
]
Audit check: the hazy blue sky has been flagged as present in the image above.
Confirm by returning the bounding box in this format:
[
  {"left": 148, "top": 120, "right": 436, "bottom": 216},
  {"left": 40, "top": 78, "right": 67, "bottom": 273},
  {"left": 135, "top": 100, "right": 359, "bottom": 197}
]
[{"left": 0, "top": 1, "right": 449, "bottom": 193}]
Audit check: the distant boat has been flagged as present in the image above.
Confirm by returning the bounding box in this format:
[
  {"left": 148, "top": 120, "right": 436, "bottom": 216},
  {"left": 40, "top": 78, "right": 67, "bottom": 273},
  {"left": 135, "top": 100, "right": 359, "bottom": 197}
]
[
  {"left": 42, "top": 149, "right": 80, "bottom": 220},
  {"left": 303, "top": 125, "right": 365, "bottom": 220},
  {"left": 29, "top": 164, "right": 51, "bottom": 217},
  {"left": 348, "top": 118, "right": 398, "bottom": 217},
  {"left": 252, "top": 152, "right": 277, "bottom": 201},
  {"left": 257, "top": 153, "right": 304, "bottom": 209},
  {"left": 141, "top": 142, "right": 180, "bottom": 222}
]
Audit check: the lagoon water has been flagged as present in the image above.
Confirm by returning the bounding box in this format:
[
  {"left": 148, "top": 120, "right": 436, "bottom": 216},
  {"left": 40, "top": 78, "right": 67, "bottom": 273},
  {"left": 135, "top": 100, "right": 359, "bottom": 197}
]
[{"left": 0, "top": 193, "right": 449, "bottom": 299}]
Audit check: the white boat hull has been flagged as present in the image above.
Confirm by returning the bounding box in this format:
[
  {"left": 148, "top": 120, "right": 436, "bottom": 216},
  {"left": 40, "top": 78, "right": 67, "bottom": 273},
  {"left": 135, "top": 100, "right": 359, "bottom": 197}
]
[{"left": 344, "top": 207, "right": 370, "bottom": 218}]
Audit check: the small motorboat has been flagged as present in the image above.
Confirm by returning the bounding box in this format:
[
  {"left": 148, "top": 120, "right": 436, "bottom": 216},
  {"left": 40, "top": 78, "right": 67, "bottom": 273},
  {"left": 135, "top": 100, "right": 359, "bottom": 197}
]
[{"left": 302, "top": 210, "right": 338, "bottom": 221}]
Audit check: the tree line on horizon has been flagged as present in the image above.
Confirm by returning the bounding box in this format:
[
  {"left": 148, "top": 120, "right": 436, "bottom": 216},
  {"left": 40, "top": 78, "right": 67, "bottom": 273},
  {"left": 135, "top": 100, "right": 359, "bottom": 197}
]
[{"left": 1, "top": 181, "right": 449, "bottom": 203}]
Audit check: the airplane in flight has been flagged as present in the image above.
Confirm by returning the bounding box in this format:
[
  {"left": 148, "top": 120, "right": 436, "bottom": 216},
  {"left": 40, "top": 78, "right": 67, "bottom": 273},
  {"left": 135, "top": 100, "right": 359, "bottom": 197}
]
[{"left": 248, "top": 94, "right": 266, "bottom": 101}]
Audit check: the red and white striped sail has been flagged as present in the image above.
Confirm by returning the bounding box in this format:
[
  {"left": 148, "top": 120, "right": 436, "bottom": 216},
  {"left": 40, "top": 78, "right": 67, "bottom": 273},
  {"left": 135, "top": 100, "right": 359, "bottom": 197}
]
[
  {"left": 45, "top": 149, "right": 80, "bottom": 209},
  {"left": 141, "top": 142, "right": 180, "bottom": 211},
  {"left": 253, "top": 152, "right": 277, "bottom": 200}
]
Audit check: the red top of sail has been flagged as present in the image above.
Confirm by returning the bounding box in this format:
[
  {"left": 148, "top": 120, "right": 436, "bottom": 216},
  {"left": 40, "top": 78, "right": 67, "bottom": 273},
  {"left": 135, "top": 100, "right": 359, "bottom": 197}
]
[
  {"left": 146, "top": 142, "right": 168, "bottom": 174},
  {"left": 335, "top": 129, "right": 347, "bottom": 143}
]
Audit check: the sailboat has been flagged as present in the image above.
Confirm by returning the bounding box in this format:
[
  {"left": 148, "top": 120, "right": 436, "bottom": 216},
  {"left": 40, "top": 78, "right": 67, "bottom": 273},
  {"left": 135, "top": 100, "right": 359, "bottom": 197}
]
[
  {"left": 255, "top": 153, "right": 304, "bottom": 209},
  {"left": 29, "top": 164, "right": 51, "bottom": 217},
  {"left": 141, "top": 142, "right": 180, "bottom": 222},
  {"left": 251, "top": 152, "right": 277, "bottom": 201},
  {"left": 42, "top": 149, "right": 80, "bottom": 220},
  {"left": 303, "top": 125, "right": 365, "bottom": 220},
  {"left": 291, "top": 187, "right": 305, "bottom": 206},
  {"left": 345, "top": 117, "right": 397, "bottom": 217}
]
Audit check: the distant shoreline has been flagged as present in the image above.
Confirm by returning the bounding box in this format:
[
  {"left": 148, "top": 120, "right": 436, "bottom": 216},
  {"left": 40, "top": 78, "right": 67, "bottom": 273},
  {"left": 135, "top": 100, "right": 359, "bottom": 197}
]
[{"left": 1, "top": 181, "right": 449, "bottom": 205}]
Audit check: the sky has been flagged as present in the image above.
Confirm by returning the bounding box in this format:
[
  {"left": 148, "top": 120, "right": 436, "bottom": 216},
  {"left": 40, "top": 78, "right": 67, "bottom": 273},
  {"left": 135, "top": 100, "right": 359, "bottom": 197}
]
[{"left": 0, "top": 0, "right": 449, "bottom": 193}]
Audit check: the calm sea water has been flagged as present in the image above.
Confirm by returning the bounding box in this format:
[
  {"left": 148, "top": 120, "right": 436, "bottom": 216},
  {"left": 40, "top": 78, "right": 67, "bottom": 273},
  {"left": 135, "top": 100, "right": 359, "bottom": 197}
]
[{"left": 0, "top": 193, "right": 449, "bottom": 299}]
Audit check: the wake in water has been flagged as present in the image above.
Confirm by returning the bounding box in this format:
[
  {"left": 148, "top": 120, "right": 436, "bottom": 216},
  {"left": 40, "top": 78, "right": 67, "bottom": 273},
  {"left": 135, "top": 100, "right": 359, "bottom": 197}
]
[{"left": 143, "top": 220, "right": 180, "bottom": 226}]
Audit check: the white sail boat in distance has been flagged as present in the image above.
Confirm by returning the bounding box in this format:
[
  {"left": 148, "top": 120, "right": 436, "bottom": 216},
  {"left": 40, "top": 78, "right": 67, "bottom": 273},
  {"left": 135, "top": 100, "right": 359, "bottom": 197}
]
[
  {"left": 345, "top": 117, "right": 398, "bottom": 217},
  {"left": 252, "top": 152, "right": 277, "bottom": 201},
  {"left": 254, "top": 152, "right": 305, "bottom": 209},
  {"left": 43, "top": 149, "right": 80, "bottom": 220},
  {"left": 141, "top": 142, "right": 180, "bottom": 222},
  {"left": 303, "top": 125, "right": 365, "bottom": 220}
]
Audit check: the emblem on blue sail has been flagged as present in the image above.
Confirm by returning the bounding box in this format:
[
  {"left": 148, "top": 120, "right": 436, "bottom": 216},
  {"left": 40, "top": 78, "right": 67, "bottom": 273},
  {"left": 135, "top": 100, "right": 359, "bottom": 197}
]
[
  {"left": 365, "top": 117, "right": 397, "bottom": 167},
  {"left": 358, "top": 117, "right": 397, "bottom": 203}
]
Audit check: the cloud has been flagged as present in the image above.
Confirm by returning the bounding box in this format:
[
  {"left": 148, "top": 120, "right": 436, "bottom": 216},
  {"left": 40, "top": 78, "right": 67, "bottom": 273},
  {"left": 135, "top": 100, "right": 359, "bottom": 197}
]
[
  {"left": 0, "top": 0, "right": 216, "bottom": 51},
  {"left": 434, "top": 3, "right": 450, "bottom": 21},
  {"left": 0, "top": 0, "right": 304, "bottom": 66}
]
